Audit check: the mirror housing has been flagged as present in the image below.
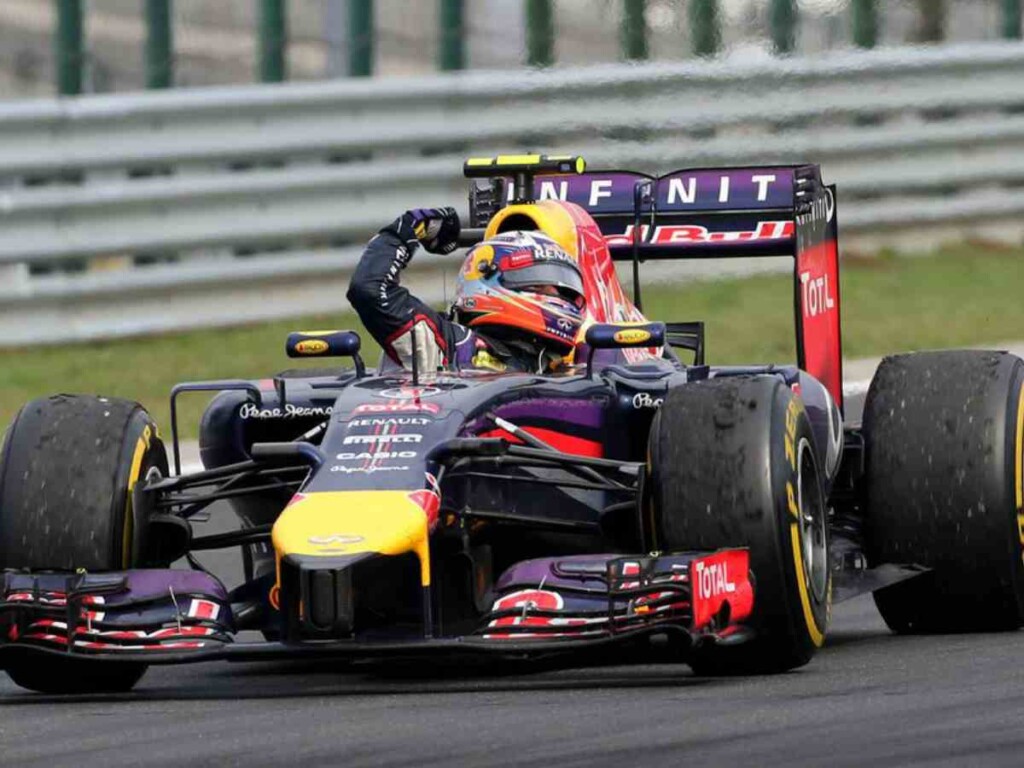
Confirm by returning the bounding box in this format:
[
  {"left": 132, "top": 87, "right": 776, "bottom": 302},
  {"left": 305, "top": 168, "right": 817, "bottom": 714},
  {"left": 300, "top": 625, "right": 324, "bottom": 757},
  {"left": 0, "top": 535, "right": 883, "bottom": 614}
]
[
  {"left": 285, "top": 330, "right": 365, "bottom": 377},
  {"left": 584, "top": 322, "right": 666, "bottom": 376},
  {"left": 584, "top": 322, "right": 665, "bottom": 350}
]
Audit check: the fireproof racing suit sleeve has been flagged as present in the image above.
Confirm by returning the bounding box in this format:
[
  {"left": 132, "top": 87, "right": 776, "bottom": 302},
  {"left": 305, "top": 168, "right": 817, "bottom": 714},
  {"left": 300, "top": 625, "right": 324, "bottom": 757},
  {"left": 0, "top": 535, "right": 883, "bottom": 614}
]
[{"left": 347, "top": 211, "right": 472, "bottom": 371}]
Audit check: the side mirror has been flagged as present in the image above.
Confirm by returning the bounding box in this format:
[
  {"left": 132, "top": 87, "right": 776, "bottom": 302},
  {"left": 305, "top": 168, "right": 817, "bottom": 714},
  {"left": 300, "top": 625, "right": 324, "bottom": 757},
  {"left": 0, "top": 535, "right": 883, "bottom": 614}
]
[
  {"left": 584, "top": 322, "right": 665, "bottom": 376},
  {"left": 585, "top": 322, "right": 665, "bottom": 349},
  {"left": 285, "top": 330, "right": 365, "bottom": 377}
]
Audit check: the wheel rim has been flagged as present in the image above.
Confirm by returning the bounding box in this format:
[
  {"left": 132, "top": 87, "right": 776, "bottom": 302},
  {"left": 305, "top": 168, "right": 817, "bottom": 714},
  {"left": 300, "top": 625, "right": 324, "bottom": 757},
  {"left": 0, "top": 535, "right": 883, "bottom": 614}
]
[{"left": 797, "top": 437, "right": 829, "bottom": 603}]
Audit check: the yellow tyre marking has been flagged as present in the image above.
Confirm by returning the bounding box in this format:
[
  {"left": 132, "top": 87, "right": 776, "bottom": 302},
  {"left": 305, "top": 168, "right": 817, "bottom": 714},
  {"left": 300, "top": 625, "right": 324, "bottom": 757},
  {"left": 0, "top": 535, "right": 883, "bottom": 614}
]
[
  {"left": 122, "top": 424, "right": 151, "bottom": 568},
  {"left": 789, "top": 521, "right": 825, "bottom": 647},
  {"left": 787, "top": 456, "right": 825, "bottom": 648}
]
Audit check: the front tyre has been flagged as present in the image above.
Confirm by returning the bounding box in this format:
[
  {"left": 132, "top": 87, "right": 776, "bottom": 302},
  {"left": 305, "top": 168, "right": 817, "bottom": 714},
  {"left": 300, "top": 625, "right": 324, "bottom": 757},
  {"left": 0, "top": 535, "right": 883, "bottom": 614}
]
[
  {"left": 4, "top": 653, "right": 147, "bottom": 695},
  {"left": 0, "top": 394, "right": 166, "bottom": 693},
  {"left": 646, "top": 376, "right": 831, "bottom": 674},
  {"left": 0, "top": 394, "right": 167, "bottom": 571}
]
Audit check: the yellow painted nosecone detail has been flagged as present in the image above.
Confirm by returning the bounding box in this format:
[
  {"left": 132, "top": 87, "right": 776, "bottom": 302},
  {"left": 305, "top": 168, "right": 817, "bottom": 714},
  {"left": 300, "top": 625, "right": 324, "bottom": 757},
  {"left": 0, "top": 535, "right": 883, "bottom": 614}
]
[{"left": 272, "top": 491, "right": 432, "bottom": 587}]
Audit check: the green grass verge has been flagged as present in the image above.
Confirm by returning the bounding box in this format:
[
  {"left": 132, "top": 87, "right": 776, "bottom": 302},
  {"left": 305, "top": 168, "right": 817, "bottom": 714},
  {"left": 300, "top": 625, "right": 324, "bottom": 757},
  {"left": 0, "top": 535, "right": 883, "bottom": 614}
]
[{"left": 2, "top": 242, "right": 1022, "bottom": 439}]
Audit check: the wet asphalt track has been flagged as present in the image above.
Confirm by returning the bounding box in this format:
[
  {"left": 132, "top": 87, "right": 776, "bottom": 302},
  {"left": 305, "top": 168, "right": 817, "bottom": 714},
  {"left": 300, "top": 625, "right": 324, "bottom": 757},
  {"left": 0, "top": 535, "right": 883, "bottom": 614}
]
[{"left": 4, "top": 395, "right": 1024, "bottom": 766}]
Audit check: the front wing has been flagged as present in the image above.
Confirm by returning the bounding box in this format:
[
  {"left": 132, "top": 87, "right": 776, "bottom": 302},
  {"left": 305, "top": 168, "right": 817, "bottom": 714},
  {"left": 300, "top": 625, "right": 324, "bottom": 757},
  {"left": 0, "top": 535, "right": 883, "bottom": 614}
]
[{"left": 0, "top": 549, "right": 753, "bottom": 668}]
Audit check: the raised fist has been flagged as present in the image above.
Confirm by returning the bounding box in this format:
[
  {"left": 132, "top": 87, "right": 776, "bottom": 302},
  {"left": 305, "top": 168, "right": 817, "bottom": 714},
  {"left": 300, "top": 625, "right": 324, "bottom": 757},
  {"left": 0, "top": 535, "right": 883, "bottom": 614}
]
[{"left": 405, "top": 207, "right": 461, "bottom": 254}]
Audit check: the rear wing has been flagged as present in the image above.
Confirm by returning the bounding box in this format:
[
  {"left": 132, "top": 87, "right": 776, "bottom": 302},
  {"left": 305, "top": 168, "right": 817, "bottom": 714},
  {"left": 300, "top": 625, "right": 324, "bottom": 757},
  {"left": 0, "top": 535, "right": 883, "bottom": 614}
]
[{"left": 463, "top": 158, "right": 843, "bottom": 412}]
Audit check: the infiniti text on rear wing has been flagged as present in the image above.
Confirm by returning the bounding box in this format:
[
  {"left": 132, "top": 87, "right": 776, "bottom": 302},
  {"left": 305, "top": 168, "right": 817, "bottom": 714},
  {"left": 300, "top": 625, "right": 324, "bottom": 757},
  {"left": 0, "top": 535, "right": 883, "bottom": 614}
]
[{"left": 524, "top": 165, "right": 804, "bottom": 260}]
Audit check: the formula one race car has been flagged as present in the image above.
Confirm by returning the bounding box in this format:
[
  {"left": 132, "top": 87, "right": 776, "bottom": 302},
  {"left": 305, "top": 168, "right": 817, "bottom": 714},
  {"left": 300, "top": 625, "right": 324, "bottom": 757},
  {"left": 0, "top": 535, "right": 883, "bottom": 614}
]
[{"left": 2, "top": 155, "right": 1023, "bottom": 694}]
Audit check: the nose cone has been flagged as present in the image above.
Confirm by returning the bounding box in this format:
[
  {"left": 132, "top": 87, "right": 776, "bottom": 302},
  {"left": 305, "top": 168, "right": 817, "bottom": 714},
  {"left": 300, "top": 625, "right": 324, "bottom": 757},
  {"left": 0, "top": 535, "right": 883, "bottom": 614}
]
[{"left": 272, "top": 491, "right": 433, "bottom": 585}]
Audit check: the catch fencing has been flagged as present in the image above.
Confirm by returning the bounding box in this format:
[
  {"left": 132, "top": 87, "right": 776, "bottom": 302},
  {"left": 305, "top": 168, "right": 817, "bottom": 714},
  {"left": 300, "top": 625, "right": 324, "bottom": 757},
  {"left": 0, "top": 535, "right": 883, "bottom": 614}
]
[{"left": 3, "top": 41, "right": 1024, "bottom": 344}]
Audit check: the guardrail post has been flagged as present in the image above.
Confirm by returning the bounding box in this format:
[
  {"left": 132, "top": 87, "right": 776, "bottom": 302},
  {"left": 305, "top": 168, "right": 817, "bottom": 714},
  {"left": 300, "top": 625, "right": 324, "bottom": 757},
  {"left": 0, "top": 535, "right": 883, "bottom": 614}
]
[
  {"left": 621, "top": 0, "right": 648, "bottom": 61},
  {"left": 1003, "top": 0, "right": 1022, "bottom": 38},
  {"left": 852, "top": 0, "right": 877, "bottom": 48},
  {"left": 349, "top": 0, "right": 373, "bottom": 76},
  {"left": 258, "top": 0, "right": 287, "bottom": 82},
  {"left": 55, "top": 0, "right": 84, "bottom": 95},
  {"left": 145, "top": 0, "right": 173, "bottom": 88},
  {"left": 526, "top": 0, "right": 554, "bottom": 67},
  {"left": 770, "top": 0, "right": 797, "bottom": 55},
  {"left": 439, "top": 0, "right": 465, "bottom": 71},
  {"left": 913, "top": 0, "right": 946, "bottom": 42},
  {"left": 689, "top": 0, "right": 720, "bottom": 57}
]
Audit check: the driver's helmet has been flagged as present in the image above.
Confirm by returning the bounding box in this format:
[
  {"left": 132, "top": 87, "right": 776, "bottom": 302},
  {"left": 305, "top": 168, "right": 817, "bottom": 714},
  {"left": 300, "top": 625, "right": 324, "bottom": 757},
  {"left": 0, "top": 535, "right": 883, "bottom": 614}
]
[{"left": 452, "top": 231, "right": 586, "bottom": 354}]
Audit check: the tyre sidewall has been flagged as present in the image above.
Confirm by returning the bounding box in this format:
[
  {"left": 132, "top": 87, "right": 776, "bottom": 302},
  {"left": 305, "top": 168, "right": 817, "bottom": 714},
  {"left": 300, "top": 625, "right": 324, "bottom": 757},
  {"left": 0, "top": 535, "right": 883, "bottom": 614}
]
[
  {"left": 766, "top": 383, "right": 831, "bottom": 663},
  {"left": 115, "top": 409, "right": 168, "bottom": 569},
  {"left": 997, "top": 360, "right": 1024, "bottom": 619}
]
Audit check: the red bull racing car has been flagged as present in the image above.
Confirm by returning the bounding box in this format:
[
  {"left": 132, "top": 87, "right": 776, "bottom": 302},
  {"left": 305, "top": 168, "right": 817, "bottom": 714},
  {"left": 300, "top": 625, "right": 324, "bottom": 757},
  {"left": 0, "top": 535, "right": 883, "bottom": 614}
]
[{"left": 2, "top": 155, "right": 1023, "bottom": 694}]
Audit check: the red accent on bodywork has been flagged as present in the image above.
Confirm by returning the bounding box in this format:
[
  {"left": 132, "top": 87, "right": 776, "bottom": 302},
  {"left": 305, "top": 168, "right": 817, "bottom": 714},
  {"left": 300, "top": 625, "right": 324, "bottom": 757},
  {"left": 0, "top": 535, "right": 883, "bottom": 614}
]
[
  {"left": 479, "top": 426, "right": 604, "bottom": 458},
  {"left": 485, "top": 589, "right": 589, "bottom": 638},
  {"left": 690, "top": 549, "right": 754, "bottom": 631},
  {"left": 407, "top": 489, "right": 441, "bottom": 531},
  {"left": 562, "top": 202, "right": 647, "bottom": 326},
  {"left": 559, "top": 202, "right": 662, "bottom": 364},
  {"left": 187, "top": 599, "right": 220, "bottom": 621},
  {"left": 796, "top": 236, "right": 843, "bottom": 410}
]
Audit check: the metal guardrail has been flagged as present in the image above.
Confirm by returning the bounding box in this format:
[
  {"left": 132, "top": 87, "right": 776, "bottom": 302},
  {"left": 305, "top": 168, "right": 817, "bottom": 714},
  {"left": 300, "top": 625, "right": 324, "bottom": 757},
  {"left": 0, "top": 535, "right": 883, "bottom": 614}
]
[{"left": 3, "top": 41, "right": 1024, "bottom": 344}]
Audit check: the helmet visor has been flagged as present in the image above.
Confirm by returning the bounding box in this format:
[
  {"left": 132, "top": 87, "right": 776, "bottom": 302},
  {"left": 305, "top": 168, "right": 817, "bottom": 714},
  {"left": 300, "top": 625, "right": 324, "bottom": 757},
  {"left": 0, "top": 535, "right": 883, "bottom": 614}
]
[{"left": 499, "top": 261, "right": 585, "bottom": 306}]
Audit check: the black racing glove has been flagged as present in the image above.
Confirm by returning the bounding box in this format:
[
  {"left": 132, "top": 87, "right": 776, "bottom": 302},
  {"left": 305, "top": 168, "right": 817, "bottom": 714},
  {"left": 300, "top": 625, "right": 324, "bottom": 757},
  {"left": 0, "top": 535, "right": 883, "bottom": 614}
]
[{"left": 399, "top": 207, "right": 461, "bottom": 255}]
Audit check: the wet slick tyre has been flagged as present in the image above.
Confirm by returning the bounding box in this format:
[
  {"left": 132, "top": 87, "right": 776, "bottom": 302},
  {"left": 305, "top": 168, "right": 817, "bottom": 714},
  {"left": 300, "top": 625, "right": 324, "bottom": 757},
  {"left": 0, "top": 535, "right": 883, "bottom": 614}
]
[
  {"left": 863, "top": 351, "right": 1024, "bottom": 633},
  {"left": 647, "top": 376, "right": 830, "bottom": 674},
  {"left": 0, "top": 395, "right": 166, "bottom": 693}
]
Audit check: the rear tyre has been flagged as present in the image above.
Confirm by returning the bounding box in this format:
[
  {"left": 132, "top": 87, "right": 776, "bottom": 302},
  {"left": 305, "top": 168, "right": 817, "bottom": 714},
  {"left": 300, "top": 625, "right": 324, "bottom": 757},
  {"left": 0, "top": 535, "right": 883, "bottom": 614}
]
[
  {"left": 646, "top": 376, "right": 830, "bottom": 674},
  {"left": 863, "top": 351, "right": 1024, "bottom": 633},
  {"left": 0, "top": 394, "right": 166, "bottom": 693}
]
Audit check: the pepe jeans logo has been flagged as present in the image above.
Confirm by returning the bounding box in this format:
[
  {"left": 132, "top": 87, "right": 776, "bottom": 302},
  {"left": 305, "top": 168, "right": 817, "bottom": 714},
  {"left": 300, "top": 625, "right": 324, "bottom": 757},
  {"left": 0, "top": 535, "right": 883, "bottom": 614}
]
[
  {"left": 632, "top": 392, "right": 663, "bottom": 409},
  {"left": 239, "top": 403, "right": 333, "bottom": 419},
  {"left": 330, "top": 464, "right": 409, "bottom": 474}
]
